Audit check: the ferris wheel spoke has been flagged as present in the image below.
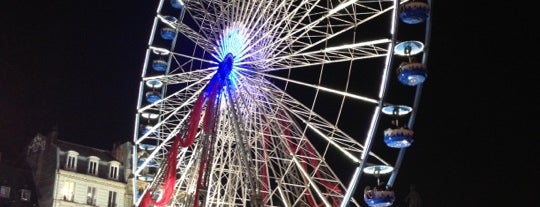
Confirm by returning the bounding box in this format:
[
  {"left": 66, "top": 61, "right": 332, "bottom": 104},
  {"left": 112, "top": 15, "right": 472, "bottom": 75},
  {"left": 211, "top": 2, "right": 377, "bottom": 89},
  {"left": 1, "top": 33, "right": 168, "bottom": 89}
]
[
  {"left": 136, "top": 105, "right": 191, "bottom": 143},
  {"left": 139, "top": 71, "right": 213, "bottom": 113},
  {"left": 223, "top": 0, "right": 285, "bottom": 61},
  {"left": 227, "top": 75, "right": 359, "bottom": 204},
  {"left": 184, "top": 0, "right": 244, "bottom": 43},
  {"left": 159, "top": 14, "right": 216, "bottom": 54},
  {"left": 139, "top": 142, "right": 201, "bottom": 203},
  {"left": 147, "top": 46, "right": 219, "bottom": 73},
  {"left": 264, "top": 78, "right": 388, "bottom": 164},
  {"left": 142, "top": 67, "right": 215, "bottom": 85},
  {"left": 275, "top": 115, "right": 353, "bottom": 205},
  {"left": 234, "top": 0, "right": 317, "bottom": 59},
  {"left": 248, "top": 0, "right": 394, "bottom": 62},
  {"left": 245, "top": 39, "right": 390, "bottom": 70},
  {"left": 235, "top": 0, "right": 275, "bottom": 35},
  {"left": 182, "top": 0, "right": 219, "bottom": 41},
  {"left": 170, "top": 51, "right": 219, "bottom": 66},
  {"left": 137, "top": 74, "right": 217, "bottom": 148},
  {"left": 234, "top": 72, "right": 388, "bottom": 166},
  {"left": 231, "top": 0, "right": 256, "bottom": 25},
  {"left": 243, "top": 69, "right": 379, "bottom": 105},
  {"left": 174, "top": 143, "right": 202, "bottom": 195},
  {"left": 134, "top": 144, "right": 195, "bottom": 189},
  {"left": 236, "top": 0, "right": 325, "bottom": 63},
  {"left": 135, "top": 0, "right": 432, "bottom": 205},
  {"left": 279, "top": 97, "right": 390, "bottom": 166}
]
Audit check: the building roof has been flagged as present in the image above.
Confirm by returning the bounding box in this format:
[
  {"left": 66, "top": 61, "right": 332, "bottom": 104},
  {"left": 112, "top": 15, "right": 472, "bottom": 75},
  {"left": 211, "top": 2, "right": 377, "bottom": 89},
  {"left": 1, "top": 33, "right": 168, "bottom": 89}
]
[{"left": 55, "top": 139, "right": 117, "bottom": 162}]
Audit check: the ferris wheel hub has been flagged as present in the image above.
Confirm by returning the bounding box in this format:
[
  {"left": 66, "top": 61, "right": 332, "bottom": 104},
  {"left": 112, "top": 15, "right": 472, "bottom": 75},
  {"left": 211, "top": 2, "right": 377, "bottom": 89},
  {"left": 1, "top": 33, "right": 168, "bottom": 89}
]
[{"left": 217, "top": 53, "right": 234, "bottom": 81}]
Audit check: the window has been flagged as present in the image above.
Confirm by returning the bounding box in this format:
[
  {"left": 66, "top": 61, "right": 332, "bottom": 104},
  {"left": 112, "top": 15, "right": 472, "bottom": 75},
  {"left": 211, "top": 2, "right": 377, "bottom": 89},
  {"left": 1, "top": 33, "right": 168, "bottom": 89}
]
[
  {"left": 88, "top": 161, "right": 98, "bottom": 175},
  {"left": 20, "top": 189, "right": 31, "bottom": 201},
  {"left": 66, "top": 151, "right": 79, "bottom": 170},
  {"left": 0, "top": 186, "right": 10, "bottom": 198},
  {"left": 61, "top": 181, "right": 75, "bottom": 201},
  {"left": 109, "top": 165, "right": 118, "bottom": 179},
  {"left": 108, "top": 161, "right": 120, "bottom": 180},
  {"left": 88, "top": 156, "right": 100, "bottom": 175},
  {"left": 67, "top": 155, "right": 76, "bottom": 169},
  {"left": 107, "top": 191, "right": 117, "bottom": 207},
  {"left": 87, "top": 186, "right": 96, "bottom": 205}
]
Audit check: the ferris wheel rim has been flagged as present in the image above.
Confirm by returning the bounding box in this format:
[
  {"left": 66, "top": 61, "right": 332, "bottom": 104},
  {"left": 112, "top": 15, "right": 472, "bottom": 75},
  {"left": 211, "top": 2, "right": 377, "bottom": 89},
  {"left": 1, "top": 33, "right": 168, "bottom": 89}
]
[{"left": 132, "top": 0, "right": 430, "bottom": 206}]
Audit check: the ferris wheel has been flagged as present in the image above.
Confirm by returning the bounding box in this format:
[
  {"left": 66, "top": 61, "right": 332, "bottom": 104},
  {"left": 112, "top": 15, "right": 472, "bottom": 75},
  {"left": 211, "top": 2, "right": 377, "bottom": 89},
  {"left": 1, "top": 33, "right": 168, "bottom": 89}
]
[{"left": 132, "top": 0, "right": 431, "bottom": 206}]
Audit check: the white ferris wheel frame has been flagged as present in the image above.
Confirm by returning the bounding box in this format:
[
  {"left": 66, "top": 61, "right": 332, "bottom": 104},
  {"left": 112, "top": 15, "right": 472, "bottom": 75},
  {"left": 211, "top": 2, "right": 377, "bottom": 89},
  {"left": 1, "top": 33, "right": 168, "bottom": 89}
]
[{"left": 132, "top": 0, "right": 431, "bottom": 206}]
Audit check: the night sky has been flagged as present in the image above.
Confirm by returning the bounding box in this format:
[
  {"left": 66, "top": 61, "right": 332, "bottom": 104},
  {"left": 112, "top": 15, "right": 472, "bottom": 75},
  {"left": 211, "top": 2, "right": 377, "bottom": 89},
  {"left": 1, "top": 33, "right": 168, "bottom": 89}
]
[{"left": 1, "top": 1, "right": 537, "bottom": 206}]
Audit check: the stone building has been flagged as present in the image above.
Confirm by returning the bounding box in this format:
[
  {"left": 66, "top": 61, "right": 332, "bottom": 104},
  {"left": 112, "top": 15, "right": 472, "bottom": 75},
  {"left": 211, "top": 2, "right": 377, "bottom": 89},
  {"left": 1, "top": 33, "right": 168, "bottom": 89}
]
[
  {"left": 0, "top": 155, "right": 39, "bottom": 207},
  {"left": 25, "top": 128, "right": 134, "bottom": 207}
]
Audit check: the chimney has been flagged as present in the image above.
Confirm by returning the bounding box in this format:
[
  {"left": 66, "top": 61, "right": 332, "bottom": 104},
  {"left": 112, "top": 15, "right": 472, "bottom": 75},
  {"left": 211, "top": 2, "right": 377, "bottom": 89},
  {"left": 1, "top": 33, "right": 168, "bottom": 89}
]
[{"left": 49, "top": 125, "right": 59, "bottom": 140}]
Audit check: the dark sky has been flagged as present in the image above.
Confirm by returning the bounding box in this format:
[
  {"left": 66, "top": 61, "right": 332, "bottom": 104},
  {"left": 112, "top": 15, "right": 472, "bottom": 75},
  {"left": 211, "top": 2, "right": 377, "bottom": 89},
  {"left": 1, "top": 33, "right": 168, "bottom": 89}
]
[
  {"left": 1, "top": 1, "right": 537, "bottom": 206},
  {"left": 1, "top": 1, "right": 154, "bottom": 151}
]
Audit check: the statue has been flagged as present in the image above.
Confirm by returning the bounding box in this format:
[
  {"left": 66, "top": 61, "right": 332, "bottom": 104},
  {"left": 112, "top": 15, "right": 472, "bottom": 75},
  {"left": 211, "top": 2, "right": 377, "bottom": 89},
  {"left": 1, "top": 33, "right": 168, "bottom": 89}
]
[{"left": 404, "top": 184, "right": 422, "bottom": 207}]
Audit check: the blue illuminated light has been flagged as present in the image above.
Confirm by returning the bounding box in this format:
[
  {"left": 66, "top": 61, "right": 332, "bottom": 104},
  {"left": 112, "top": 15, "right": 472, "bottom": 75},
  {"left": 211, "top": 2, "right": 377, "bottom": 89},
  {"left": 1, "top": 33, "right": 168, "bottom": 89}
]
[
  {"left": 399, "top": 2, "right": 430, "bottom": 24},
  {"left": 384, "top": 134, "right": 414, "bottom": 148},
  {"left": 205, "top": 53, "right": 235, "bottom": 95},
  {"left": 171, "top": 0, "right": 184, "bottom": 9},
  {"left": 218, "top": 28, "right": 246, "bottom": 61},
  {"left": 146, "top": 91, "right": 161, "bottom": 103},
  {"left": 397, "top": 62, "right": 427, "bottom": 86},
  {"left": 161, "top": 27, "right": 176, "bottom": 40},
  {"left": 138, "top": 158, "right": 157, "bottom": 167},
  {"left": 398, "top": 68, "right": 427, "bottom": 86},
  {"left": 141, "top": 125, "right": 154, "bottom": 136},
  {"left": 383, "top": 127, "right": 414, "bottom": 148},
  {"left": 152, "top": 60, "right": 168, "bottom": 72},
  {"left": 211, "top": 25, "right": 249, "bottom": 91},
  {"left": 364, "top": 194, "right": 395, "bottom": 207},
  {"left": 217, "top": 53, "right": 234, "bottom": 81},
  {"left": 364, "top": 185, "right": 395, "bottom": 207}
]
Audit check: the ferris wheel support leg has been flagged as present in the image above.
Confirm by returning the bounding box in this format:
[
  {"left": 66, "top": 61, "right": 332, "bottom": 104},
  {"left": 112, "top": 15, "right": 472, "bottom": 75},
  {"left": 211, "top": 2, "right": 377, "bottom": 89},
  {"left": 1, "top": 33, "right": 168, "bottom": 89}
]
[{"left": 226, "top": 85, "right": 263, "bottom": 206}]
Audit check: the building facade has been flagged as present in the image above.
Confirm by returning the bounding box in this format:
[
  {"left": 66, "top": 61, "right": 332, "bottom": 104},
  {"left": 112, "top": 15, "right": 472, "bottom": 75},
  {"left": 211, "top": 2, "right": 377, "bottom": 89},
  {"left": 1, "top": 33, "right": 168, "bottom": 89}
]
[
  {"left": 25, "top": 128, "right": 134, "bottom": 207},
  {"left": 0, "top": 156, "right": 39, "bottom": 207}
]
